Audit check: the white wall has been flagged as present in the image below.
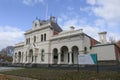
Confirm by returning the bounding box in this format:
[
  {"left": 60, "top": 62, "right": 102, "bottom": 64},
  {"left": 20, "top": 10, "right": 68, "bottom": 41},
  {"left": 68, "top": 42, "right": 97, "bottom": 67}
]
[{"left": 92, "top": 45, "right": 116, "bottom": 61}]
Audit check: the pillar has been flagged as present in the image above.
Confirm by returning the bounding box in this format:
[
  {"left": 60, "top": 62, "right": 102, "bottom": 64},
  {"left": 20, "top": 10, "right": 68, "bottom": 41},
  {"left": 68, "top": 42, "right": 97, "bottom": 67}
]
[
  {"left": 69, "top": 52, "right": 72, "bottom": 64},
  {"left": 12, "top": 54, "right": 15, "bottom": 63},
  {"left": 16, "top": 53, "right": 19, "bottom": 63},
  {"left": 58, "top": 53, "right": 61, "bottom": 64}
]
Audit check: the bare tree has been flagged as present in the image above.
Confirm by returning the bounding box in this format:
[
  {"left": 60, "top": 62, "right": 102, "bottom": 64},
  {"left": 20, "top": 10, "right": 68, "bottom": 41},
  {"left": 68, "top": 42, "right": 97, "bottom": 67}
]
[
  {"left": 109, "top": 36, "right": 116, "bottom": 43},
  {"left": 0, "top": 46, "right": 14, "bottom": 62}
]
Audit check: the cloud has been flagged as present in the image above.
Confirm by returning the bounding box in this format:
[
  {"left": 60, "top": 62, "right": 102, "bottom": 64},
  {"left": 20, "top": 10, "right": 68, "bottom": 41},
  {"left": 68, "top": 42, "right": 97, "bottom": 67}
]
[
  {"left": 58, "top": 0, "right": 120, "bottom": 41},
  {"left": 58, "top": 14, "right": 120, "bottom": 41},
  {"left": 87, "top": 0, "right": 120, "bottom": 27},
  {"left": 22, "top": 0, "right": 44, "bottom": 6},
  {"left": 0, "top": 26, "right": 24, "bottom": 50},
  {"left": 87, "top": 0, "right": 96, "bottom": 5},
  {"left": 58, "top": 16, "right": 100, "bottom": 40}
]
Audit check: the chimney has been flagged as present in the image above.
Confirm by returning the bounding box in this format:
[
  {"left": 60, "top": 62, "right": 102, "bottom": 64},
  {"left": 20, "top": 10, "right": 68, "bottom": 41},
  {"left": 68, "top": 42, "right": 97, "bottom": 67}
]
[
  {"left": 98, "top": 31, "right": 107, "bottom": 44},
  {"left": 70, "top": 26, "right": 75, "bottom": 31},
  {"left": 50, "top": 16, "right": 56, "bottom": 23},
  {"left": 79, "top": 29, "right": 83, "bottom": 33}
]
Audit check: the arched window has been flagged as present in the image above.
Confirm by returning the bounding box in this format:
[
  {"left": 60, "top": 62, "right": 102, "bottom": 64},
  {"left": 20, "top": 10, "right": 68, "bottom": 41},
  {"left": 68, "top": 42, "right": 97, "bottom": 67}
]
[
  {"left": 15, "top": 53, "right": 17, "bottom": 58},
  {"left": 34, "top": 36, "right": 36, "bottom": 42},
  {"left": 29, "top": 38, "right": 30, "bottom": 44},
  {"left": 44, "top": 33, "right": 46, "bottom": 41},
  {"left": 41, "top": 34, "right": 43, "bottom": 42},
  {"left": 41, "top": 49, "right": 45, "bottom": 61},
  {"left": 35, "top": 23, "right": 37, "bottom": 27}
]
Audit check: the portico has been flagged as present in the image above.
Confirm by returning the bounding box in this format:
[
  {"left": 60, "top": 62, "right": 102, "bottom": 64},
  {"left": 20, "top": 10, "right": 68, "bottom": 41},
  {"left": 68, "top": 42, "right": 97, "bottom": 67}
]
[{"left": 52, "top": 46, "right": 79, "bottom": 64}]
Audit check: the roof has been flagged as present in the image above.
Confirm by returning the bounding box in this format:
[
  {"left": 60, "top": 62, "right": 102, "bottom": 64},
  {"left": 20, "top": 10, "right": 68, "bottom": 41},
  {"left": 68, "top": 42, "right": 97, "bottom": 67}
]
[
  {"left": 24, "top": 17, "right": 62, "bottom": 35},
  {"left": 50, "top": 29, "right": 84, "bottom": 40},
  {"left": 14, "top": 42, "right": 24, "bottom": 48},
  {"left": 50, "top": 21, "right": 62, "bottom": 32}
]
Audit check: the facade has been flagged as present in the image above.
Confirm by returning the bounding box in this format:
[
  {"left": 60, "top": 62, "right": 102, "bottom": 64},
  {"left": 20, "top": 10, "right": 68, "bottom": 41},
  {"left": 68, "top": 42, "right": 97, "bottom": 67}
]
[{"left": 13, "top": 16, "right": 120, "bottom": 64}]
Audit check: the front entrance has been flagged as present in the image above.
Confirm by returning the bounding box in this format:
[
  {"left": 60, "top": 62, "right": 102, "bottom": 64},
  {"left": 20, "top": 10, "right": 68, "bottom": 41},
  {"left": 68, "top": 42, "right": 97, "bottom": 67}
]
[
  {"left": 53, "top": 48, "right": 58, "bottom": 64},
  {"left": 28, "top": 49, "right": 33, "bottom": 63}
]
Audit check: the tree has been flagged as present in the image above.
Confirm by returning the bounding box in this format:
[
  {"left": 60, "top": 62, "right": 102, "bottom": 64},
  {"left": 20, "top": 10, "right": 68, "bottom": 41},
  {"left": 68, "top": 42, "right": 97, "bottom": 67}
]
[
  {"left": 0, "top": 46, "right": 14, "bottom": 62},
  {"left": 109, "top": 36, "right": 116, "bottom": 43}
]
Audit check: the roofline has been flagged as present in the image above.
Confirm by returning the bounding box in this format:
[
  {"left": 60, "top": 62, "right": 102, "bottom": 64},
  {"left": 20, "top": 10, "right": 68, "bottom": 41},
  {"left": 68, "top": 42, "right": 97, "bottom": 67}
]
[
  {"left": 14, "top": 42, "right": 24, "bottom": 48},
  {"left": 84, "top": 33, "right": 100, "bottom": 43},
  {"left": 92, "top": 43, "right": 120, "bottom": 49},
  {"left": 14, "top": 45, "right": 24, "bottom": 48},
  {"left": 50, "top": 29, "right": 84, "bottom": 40},
  {"left": 24, "top": 24, "right": 50, "bottom": 35}
]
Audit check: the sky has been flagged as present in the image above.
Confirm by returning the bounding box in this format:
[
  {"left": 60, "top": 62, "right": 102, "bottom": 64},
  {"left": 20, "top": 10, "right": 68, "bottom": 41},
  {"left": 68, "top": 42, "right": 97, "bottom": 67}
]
[{"left": 0, "top": 0, "right": 120, "bottom": 50}]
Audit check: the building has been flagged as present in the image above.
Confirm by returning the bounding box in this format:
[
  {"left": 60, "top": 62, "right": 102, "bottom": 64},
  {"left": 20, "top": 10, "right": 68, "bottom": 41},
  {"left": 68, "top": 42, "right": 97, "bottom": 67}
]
[{"left": 13, "top": 16, "right": 120, "bottom": 65}]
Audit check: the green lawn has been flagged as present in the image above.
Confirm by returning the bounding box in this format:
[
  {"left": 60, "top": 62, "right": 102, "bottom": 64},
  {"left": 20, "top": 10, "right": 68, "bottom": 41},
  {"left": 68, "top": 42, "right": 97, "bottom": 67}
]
[{"left": 1, "top": 68, "right": 120, "bottom": 80}]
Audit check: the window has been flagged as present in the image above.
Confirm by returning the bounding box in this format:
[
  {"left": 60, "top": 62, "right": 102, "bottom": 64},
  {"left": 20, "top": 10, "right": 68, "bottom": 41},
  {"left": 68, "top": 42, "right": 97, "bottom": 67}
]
[
  {"left": 41, "top": 33, "right": 46, "bottom": 42},
  {"left": 35, "top": 23, "right": 37, "bottom": 27},
  {"left": 34, "top": 36, "right": 36, "bottom": 42},
  {"left": 41, "top": 34, "right": 43, "bottom": 42},
  {"left": 41, "top": 49, "right": 45, "bottom": 61},
  {"left": 26, "top": 39, "right": 28, "bottom": 44},
  {"left": 44, "top": 34, "right": 46, "bottom": 41},
  {"left": 29, "top": 38, "right": 30, "bottom": 44},
  {"left": 26, "top": 38, "right": 30, "bottom": 44}
]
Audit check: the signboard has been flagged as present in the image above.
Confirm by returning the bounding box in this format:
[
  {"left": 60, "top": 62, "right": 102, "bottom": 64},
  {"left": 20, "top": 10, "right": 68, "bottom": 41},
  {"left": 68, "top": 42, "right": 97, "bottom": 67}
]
[{"left": 78, "top": 53, "right": 97, "bottom": 64}]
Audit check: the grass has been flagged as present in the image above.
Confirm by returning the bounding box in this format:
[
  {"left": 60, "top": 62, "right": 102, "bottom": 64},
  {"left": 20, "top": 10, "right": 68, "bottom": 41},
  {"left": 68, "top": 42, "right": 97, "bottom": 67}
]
[{"left": 1, "top": 68, "right": 120, "bottom": 80}]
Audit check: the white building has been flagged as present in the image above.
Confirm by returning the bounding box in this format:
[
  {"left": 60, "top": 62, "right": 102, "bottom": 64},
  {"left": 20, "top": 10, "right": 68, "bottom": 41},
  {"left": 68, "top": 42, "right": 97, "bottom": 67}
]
[{"left": 13, "top": 16, "right": 120, "bottom": 65}]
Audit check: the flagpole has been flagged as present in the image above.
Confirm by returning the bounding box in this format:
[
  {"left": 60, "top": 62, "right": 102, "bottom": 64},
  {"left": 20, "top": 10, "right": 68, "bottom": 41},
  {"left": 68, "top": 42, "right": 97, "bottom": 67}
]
[{"left": 45, "top": 3, "right": 48, "bottom": 20}]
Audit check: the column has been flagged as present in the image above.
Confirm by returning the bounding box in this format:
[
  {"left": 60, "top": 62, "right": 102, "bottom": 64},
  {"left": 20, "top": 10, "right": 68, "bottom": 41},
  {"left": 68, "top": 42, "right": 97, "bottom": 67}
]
[
  {"left": 16, "top": 54, "right": 18, "bottom": 63},
  {"left": 12, "top": 55, "right": 15, "bottom": 63},
  {"left": 69, "top": 52, "right": 72, "bottom": 64},
  {"left": 58, "top": 53, "right": 61, "bottom": 64},
  {"left": 33, "top": 56, "right": 35, "bottom": 63},
  {"left": 50, "top": 53, "right": 53, "bottom": 64},
  {"left": 34, "top": 56, "right": 36, "bottom": 63},
  {"left": 27, "top": 56, "right": 30, "bottom": 63}
]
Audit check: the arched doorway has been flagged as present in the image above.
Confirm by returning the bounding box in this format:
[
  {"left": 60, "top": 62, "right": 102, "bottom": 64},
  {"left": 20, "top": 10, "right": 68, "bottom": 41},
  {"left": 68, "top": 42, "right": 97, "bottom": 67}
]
[
  {"left": 18, "top": 52, "right": 21, "bottom": 63},
  {"left": 72, "top": 46, "right": 79, "bottom": 64},
  {"left": 61, "top": 46, "right": 69, "bottom": 64},
  {"left": 29, "top": 49, "right": 33, "bottom": 63},
  {"left": 53, "top": 48, "right": 58, "bottom": 64}
]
